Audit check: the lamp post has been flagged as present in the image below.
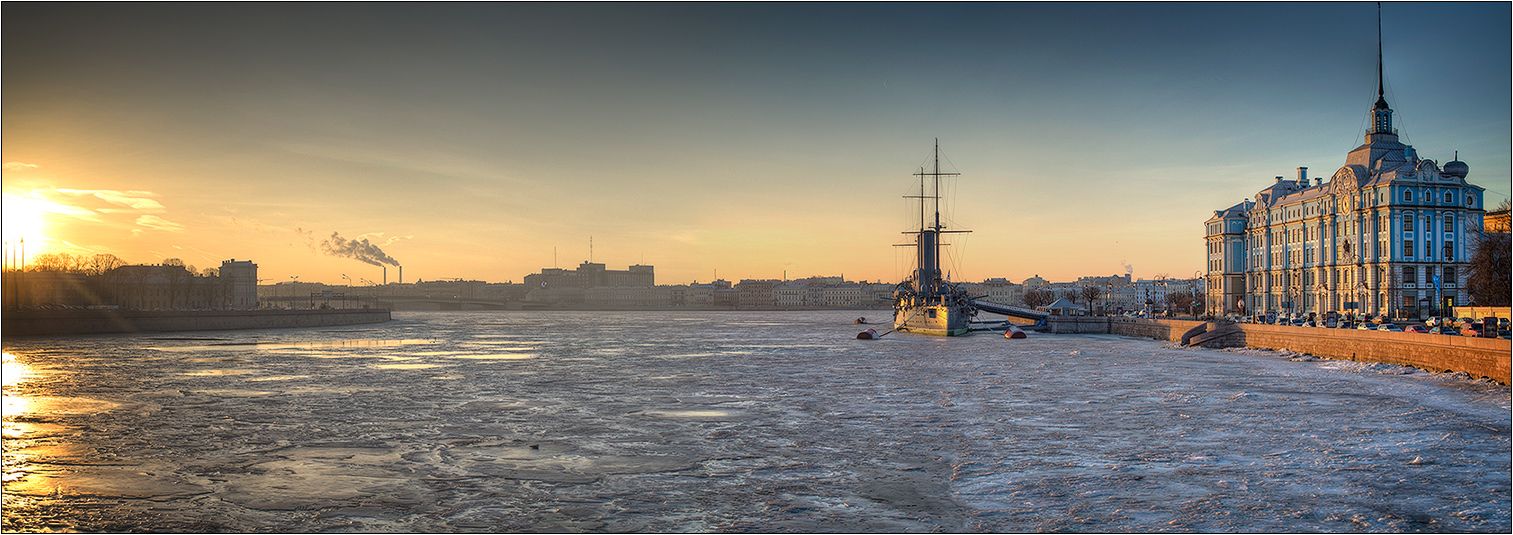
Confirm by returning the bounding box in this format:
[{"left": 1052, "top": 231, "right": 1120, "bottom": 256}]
[
  {"left": 288, "top": 275, "right": 299, "bottom": 309},
  {"left": 341, "top": 274, "right": 351, "bottom": 309},
  {"left": 1192, "top": 270, "right": 1203, "bottom": 318},
  {"left": 1438, "top": 242, "right": 1454, "bottom": 319}
]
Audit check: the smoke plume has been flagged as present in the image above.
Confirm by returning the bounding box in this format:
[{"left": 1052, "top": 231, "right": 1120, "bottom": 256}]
[{"left": 321, "top": 232, "right": 400, "bottom": 266}]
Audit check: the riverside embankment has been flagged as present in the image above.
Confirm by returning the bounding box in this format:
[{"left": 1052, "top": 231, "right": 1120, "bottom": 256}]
[
  {"left": 1041, "top": 316, "right": 1510, "bottom": 383},
  {"left": 2, "top": 308, "right": 391, "bottom": 337}
]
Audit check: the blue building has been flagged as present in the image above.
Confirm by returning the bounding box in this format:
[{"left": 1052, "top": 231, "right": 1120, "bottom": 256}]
[{"left": 1207, "top": 55, "right": 1487, "bottom": 320}]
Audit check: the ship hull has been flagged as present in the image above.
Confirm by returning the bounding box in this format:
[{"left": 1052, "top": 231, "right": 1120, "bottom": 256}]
[{"left": 894, "top": 304, "right": 972, "bottom": 336}]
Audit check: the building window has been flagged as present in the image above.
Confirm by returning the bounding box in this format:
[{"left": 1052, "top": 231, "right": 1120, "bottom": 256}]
[
  {"left": 1444, "top": 267, "right": 1457, "bottom": 285},
  {"left": 1404, "top": 240, "right": 1414, "bottom": 258},
  {"left": 1403, "top": 214, "right": 1413, "bottom": 232},
  {"left": 1467, "top": 195, "right": 1474, "bottom": 207},
  {"left": 1444, "top": 192, "right": 1453, "bottom": 203},
  {"left": 1404, "top": 190, "right": 1413, "bottom": 202},
  {"left": 1443, "top": 218, "right": 1453, "bottom": 233},
  {"left": 1403, "top": 266, "right": 1415, "bottom": 285}
]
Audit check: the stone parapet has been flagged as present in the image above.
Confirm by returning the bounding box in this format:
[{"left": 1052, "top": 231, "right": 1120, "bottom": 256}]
[{"left": 1107, "top": 318, "right": 1511, "bottom": 383}]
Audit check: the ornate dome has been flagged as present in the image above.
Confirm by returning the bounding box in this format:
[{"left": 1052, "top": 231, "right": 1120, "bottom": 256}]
[{"left": 1443, "top": 159, "right": 1468, "bottom": 179}]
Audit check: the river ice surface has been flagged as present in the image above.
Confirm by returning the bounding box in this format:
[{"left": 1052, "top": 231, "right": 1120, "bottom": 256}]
[{"left": 2, "top": 310, "right": 1509, "bottom": 532}]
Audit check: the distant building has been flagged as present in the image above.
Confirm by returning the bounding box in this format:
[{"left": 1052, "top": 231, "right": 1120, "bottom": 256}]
[
  {"left": 523, "top": 262, "right": 654, "bottom": 291},
  {"left": 220, "top": 259, "right": 258, "bottom": 310},
  {"left": 736, "top": 279, "right": 780, "bottom": 308},
  {"left": 5, "top": 260, "right": 257, "bottom": 310},
  {"left": 523, "top": 262, "right": 653, "bottom": 304},
  {"left": 1483, "top": 207, "right": 1511, "bottom": 234}
]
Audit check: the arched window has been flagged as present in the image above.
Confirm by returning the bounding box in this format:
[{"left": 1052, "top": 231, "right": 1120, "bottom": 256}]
[
  {"left": 1404, "top": 189, "right": 1413, "bottom": 202},
  {"left": 1444, "top": 192, "right": 1453, "bottom": 203}
]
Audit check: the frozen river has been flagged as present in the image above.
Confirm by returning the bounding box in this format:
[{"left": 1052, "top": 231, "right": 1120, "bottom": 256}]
[{"left": 3, "top": 311, "right": 1509, "bottom": 532}]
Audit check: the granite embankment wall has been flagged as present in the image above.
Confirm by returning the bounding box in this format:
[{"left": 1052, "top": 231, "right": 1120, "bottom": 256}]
[
  {"left": 2, "top": 309, "right": 392, "bottom": 337},
  {"left": 1045, "top": 316, "right": 1510, "bottom": 383}
]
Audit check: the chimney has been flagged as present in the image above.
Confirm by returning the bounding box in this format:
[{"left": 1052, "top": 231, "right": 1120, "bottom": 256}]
[
  {"left": 1275, "top": 176, "right": 1283, "bottom": 183},
  {"left": 1315, "top": 178, "right": 1322, "bottom": 187},
  {"left": 399, "top": 265, "right": 403, "bottom": 284},
  {"left": 1297, "top": 167, "right": 1308, "bottom": 184}
]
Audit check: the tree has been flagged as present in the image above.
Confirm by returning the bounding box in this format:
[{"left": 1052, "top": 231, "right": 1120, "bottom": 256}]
[
  {"left": 1467, "top": 231, "right": 1510, "bottom": 307},
  {"left": 83, "top": 254, "right": 126, "bottom": 276},
  {"left": 1081, "top": 286, "right": 1103, "bottom": 314},
  {"left": 30, "top": 252, "right": 82, "bottom": 272},
  {"left": 1022, "top": 289, "right": 1054, "bottom": 308},
  {"left": 1166, "top": 292, "right": 1195, "bottom": 316}
]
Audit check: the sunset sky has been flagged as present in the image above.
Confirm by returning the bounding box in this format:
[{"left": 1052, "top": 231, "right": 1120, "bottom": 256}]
[{"left": 4, "top": 2, "right": 1509, "bottom": 286}]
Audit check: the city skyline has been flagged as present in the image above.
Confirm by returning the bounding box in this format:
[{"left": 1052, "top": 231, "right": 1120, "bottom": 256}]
[{"left": 4, "top": 2, "right": 1509, "bottom": 286}]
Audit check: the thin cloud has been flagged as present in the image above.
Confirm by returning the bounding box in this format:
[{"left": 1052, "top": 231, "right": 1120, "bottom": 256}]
[
  {"left": 56, "top": 189, "right": 166, "bottom": 212},
  {"left": 3, "top": 162, "right": 39, "bottom": 171},
  {"left": 135, "top": 215, "right": 186, "bottom": 233}
]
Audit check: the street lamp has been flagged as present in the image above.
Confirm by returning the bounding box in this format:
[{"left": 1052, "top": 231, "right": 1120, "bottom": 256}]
[
  {"left": 1193, "top": 270, "right": 1203, "bottom": 318},
  {"left": 341, "top": 274, "right": 351, "bottom": 309},
  {"left": 288, "top": 275, "right": 299, "bottom": 309},
  {"left": 1438, "top": 242, "right": 1454, "bottom": 318}
]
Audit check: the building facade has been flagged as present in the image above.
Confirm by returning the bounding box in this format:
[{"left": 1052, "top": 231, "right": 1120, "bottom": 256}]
[{"left": 1206, "top": 68, "right": 1486, "bottom": 319}]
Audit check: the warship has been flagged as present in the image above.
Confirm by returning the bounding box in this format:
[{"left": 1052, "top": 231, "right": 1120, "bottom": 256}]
[{"left": 891, "top": 140, "right": 1047, "bottom": 336}]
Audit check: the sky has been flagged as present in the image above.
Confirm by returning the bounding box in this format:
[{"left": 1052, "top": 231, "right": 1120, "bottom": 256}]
[{"left": 3, "top": 2, "right": 1509, "bottom": 287}]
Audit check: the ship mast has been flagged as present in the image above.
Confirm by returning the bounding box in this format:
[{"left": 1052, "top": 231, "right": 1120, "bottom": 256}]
[{"left": 902, "top": 138, "right": 965, "bottom": 296}]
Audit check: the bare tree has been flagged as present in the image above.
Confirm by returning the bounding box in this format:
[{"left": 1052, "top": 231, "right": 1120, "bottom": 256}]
[
  {"left": 1022, "top": 289, "right": 1054, "bottom": 309},
  {"left": 1467, "top": 231, "right": 1510, "bottom": 307},
  {"left": 1081, "top": 285, "right": 1103, "bottom": 314},
  {"left": 1166, "top": 292, "right": 1194, "bottom": 316},
  {"left": 30, "top": 252, "right": 82, "bottom": 272},
  {"left": 83, "top": 254, "right": 126, "bottom": 276}
]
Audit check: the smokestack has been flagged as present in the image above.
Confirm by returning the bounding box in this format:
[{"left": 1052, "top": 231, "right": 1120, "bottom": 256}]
[
  {"left": 383, "top": 265, "right": 387, "bottom": 285},
  {"left": 399, "top": 265, "right": 403, "bottom": 284}
]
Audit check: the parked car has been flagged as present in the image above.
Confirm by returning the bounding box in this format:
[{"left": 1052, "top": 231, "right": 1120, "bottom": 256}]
[
  {"left": 1459, "top": 323, "right": 1485, "bottom": 337},
  {"left": 1425, "top": 316, "right": 1442, "bottom": 327},
  {"left": 1453, "top": 317, "right": 1476, "bottom": 329},
  {"left": 1377, "top": 324, "right": 1402, "bottom": 332},
  {"left": 1403, "top": 325, "right": 1429, "bottom": 334},
  {"left": 1428, "top": 326, "right": 1458, "bottom": 335},
  {"left": 1337, "top": 321, "right": 1355, "bottom": 329},
  {"left": 1356, "top": 322, "right": 1376, "bottom": 330}
]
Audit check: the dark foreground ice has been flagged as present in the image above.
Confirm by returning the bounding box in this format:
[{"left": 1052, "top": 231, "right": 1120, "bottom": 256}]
[{"left": 3, "top": 311, "right": 1509, "bottom": 532}]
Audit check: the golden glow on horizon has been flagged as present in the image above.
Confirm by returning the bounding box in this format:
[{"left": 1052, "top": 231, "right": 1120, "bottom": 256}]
[{"left": 2, "top": 196, "right": 49, "bottom": 256}]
